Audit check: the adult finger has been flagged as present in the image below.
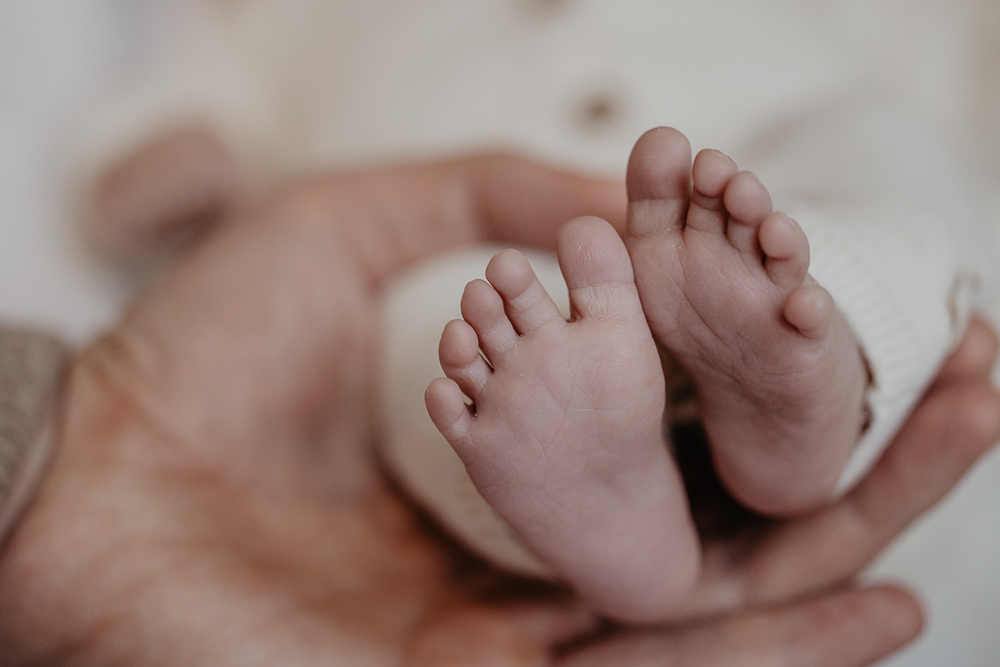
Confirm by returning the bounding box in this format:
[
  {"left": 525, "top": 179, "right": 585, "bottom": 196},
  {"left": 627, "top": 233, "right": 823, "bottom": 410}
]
[
  {"left": 406, "top": 600, "right": 596, "bottom": 667},
  {"left": 468, "top": 153, "right": 626, "bottom": 248},
  {"left": 272, "top": 154, "right": 625, "bottom": 288},
  {"left": 87, "top": 125, "right": 238, "bottom": 265},
  {"left": 931, "top": 317, "right": 998, "bottom": 385},
  {"left": 688, "top": 374, "right": 1000, "bottom": 616},
  {"left": 558, "top": 586, "right": 921, "bottom": 667},
  {"left": 88, "top": 144, "right": 627, "bottom": 280}
]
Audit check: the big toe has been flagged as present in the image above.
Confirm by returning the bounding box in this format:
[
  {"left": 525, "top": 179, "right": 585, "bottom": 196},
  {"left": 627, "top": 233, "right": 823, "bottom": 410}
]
[
  {"left": 626, "top": 127, "right": 692, "bottom": 238},
  {"left": 557, "top": 216, "right": 646, "bottom": 323}
]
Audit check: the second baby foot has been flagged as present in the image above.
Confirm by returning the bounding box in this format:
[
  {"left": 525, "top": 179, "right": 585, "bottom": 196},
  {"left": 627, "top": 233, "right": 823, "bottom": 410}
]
[
  {"left": 625, "top": 127, "right": 868, "bottom": 515},
  {"left": 425, "top": 216, "right": 699, "bottom": 622}
]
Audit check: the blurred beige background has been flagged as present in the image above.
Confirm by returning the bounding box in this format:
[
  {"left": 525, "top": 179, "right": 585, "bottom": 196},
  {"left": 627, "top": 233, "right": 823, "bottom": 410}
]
[{"left": 2, "top": 1, "right": 1000, "bottom": 665}]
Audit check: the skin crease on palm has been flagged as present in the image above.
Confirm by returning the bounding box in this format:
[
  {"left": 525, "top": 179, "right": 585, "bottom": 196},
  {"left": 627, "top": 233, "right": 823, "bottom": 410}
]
[{"left": 0, "top": 129, "right": 997, "bottom": 665}]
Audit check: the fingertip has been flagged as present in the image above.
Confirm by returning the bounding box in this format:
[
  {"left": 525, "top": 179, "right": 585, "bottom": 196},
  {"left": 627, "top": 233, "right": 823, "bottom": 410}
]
[
  {"left": 789, "top": 586, "right": 924, "bottom": 666},
  {"left": 865, "top": 585, "right": 925, "bottom": 647},
  {"left": 955, "top": 383, "right": 1000, "bottom": 451},
  {"left": 88, "top": 125, "right": 234, "bottom": 265},
  {"left": 937, "top": 317, "right": 1000, "bottom": 383},
  {"left": 904, "top": 380, "right": 1000, "bottom": 470}
]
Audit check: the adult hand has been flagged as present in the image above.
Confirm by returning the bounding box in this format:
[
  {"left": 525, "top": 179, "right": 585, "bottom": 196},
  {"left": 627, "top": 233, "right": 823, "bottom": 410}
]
[
  {"left": 0, "top": 152, "right": 996, "bottom": 666},
  {"left": 675, "top": 314, "right": 1000, "bottom": 622}
]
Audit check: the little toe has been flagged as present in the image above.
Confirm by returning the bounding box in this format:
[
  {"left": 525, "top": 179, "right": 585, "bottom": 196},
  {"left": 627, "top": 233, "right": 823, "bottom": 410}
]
[
  {"left": 557, "top": 216, "right": 646, "bottom": 323},
  {"left": 626, "top": 127, "right": 693, "bottom": 238},
  {"left": 723, "top": 171, "right": 773, "bottom": 255},
  {"left": 461, "top": 278, "right": 519, "bottom": 360},
  {"left": 784, "top": 284, "right": 835, "bottom": 339},
  {"left": 760, "top": 213, "right": 810, "bottom": 289},
  {"left": 425, "top": 377, "right": 474, "bottom": 451},
  {"left": 485, "top": 249, "right": 565, "bottom": 335},
  {"left": 439, "top": 319, "right": 492, "bottom": 399},
  {"left": 687, "top": 149, "right": 739, "bottom": 235}
]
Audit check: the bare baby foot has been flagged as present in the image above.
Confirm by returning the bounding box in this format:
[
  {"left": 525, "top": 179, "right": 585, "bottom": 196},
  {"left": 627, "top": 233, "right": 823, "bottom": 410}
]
[
  {"left": 425, "top": 216, "right": 699, "bottom": 622},
  {"left": 625, "top": 127, "right": 867, "bottom": 515}
]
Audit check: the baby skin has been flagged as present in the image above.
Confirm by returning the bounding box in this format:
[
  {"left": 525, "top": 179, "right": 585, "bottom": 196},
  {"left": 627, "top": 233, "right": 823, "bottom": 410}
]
[
  {"left": 625, "top": 127, "right": 867, "bottom": 515},
  {"left": 426, "top": 127, "right": 867, "bottom": 622},
  {"left": 425, "top": 217, "right": 700, "bottom": 623}
]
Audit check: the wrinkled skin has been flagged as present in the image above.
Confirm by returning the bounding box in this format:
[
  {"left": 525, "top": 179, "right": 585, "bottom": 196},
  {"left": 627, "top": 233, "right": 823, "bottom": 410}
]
[{"left": 1, "top": 150, "right": 998, "bottom": 666}]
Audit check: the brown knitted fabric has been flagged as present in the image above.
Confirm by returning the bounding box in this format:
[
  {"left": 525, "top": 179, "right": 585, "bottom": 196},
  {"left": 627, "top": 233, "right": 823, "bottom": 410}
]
[{"left": 0, "top": 326, "right": 70, "bottom": 542}]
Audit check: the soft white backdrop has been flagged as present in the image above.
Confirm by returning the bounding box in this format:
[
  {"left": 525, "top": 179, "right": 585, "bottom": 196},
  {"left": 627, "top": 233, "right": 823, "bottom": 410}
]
[{"left": 2, "top": 2, "right": 1000, "bottom": 665}]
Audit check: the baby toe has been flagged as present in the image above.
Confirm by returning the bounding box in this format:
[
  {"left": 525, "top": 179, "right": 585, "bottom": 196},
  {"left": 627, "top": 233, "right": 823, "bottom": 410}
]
[
  {"left": 723, "top": 171, "right": 773, "bottom": 255},
  {"left": 558, "top": 216, "right": 647, "bottom": 325},
  {"left": 687, "top": 149, "right": 738, "bottom": 235},
  {"left": 425, "top": 377, "right": 474, "bottom": 451},
  {"left": 784, "top": 284, "right": 834, "bottom": 339},
  {"left": 461, "top": 278, "right": 519, "bottom": 360},
  {"left": 626, "top": 127, "right": 693, "bottom": 239},
  {"left": 760, "top": 213, "right": 810, "bottom": 289},
  {"left": 439, "top": 318, "right": 492, "bottom": 398},
  {"left": 485, "top": 249, "right": 565, "bottom": 335}
]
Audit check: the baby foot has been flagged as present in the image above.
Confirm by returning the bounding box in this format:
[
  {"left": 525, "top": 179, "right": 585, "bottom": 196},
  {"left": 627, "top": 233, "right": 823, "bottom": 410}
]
[
  {"left": 625, "top": 127, "right": 867, "bottom": 515},
  {"left": 425, "top": 217, "right": 699, "bottom": 622}
]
